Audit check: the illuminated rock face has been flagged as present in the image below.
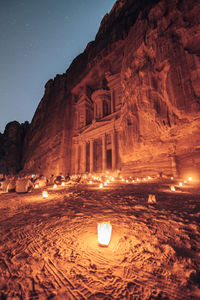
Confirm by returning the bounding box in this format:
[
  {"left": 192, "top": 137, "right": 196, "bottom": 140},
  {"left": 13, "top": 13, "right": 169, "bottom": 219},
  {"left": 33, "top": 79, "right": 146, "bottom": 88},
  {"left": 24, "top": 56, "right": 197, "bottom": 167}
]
[
  {"left": 120, "top": 0, "right": 200, "bottom": 178},
  {"left": 23, "top": 0, "right": 200, "bottom": 178}
]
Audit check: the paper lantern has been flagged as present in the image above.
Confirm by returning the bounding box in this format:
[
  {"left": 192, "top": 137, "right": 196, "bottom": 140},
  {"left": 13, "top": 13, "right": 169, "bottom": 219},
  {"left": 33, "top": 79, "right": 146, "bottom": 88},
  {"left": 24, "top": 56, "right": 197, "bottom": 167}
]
[
  {"left": 179, "top": 182, "right": 183, "bottom": 187},
  {"left": 42, "top": 191, "right": 48, "bottom": 198},
  {"left": 35, "top": 184, "right": 39, "bottom": 189},
  {"left": 98, "top": 222, "right": 112, "bottom": 246},
  {"left": 148, "top": 194, "right": 156, "bottom": 204},
  {"left": 170, "top": 185, "right": 176, "bottom": 192},
  {"left": 99, "top": 183, "right": 103, "bottom": 189},
  {"left": 188, "top": 177, "right": 192, "bottom": 182},
  {"left": 53, "top": 184, "right": 57, "bottom": 189},
  {"left": 61, "top": 182, "right": 65, "bottom": 186}
]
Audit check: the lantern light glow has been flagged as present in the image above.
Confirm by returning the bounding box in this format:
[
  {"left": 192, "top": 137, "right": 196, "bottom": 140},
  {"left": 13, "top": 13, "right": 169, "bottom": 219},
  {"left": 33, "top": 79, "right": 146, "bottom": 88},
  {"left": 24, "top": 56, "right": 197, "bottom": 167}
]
[
  {"left": 98, "top": 222, "right": 112, "bottom": 246},
  {"left": 42, "top": 191, "right": 48, "bottom": 198},
  {"left": 170, "top": 185, "right": 176, "bottom": 192}
]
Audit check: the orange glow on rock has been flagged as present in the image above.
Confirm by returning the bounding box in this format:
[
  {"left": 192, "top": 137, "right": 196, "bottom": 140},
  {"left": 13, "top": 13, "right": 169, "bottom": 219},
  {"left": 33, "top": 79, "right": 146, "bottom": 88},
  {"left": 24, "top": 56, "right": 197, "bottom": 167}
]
[{"left": 98, "top": 222, "right": 112, "bottom": 246}]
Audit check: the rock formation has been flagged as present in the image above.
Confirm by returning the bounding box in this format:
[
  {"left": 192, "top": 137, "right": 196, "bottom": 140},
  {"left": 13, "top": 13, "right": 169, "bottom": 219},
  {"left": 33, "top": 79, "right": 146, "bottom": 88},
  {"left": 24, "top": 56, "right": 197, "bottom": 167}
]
[
  {"left": 0, "top": 121, "right": 29, "bottom": 174},
  {"left": 22, "top": 0, "right": 200, "bottom": 179}
]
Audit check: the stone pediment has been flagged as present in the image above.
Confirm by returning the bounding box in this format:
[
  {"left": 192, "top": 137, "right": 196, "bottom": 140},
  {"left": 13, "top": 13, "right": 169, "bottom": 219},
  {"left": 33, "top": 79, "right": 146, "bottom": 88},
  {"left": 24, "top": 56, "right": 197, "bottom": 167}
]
[
  {"left": 91, "top": 89, "right": 110, "bottom": 102},
  {"left": 79, "top": 118, "right": 112, "bottom": 135},
  {"left": 76, "top": 95, "right": 93, "bottom": 107}
]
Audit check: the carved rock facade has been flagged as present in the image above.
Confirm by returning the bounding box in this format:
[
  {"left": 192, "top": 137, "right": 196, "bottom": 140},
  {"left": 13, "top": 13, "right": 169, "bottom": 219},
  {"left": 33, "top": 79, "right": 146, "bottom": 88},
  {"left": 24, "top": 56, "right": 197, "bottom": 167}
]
[{"left": 22, "top": 0, "right": 200, "bottom": 179}]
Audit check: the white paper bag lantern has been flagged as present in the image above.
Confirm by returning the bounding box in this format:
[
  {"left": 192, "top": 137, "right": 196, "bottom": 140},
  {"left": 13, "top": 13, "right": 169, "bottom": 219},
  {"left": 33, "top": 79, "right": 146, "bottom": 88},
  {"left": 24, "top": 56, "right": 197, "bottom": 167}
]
[
  {"left": 98, "top": 222, "right": 112, "bottom": 246},
  {"left": 148, "top": 194, "right": 156, "bottom": 204},
  {"left": 42, "top": 191, "right": 48, "bottom": 198}
]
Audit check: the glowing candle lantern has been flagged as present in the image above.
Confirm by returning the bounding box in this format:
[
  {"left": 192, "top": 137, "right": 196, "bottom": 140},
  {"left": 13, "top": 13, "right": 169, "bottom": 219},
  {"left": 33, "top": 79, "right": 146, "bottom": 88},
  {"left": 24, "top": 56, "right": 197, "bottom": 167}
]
[
  {"left": 61, "top": 182, "right": 65, "bottom": 186},
  {"left": 148, "top": 176, "right": 151, "bottom": 180},
  {"left": 170, "top": 185, "right": 176, "bottom": 192},
  {"left": 42, "top": 191, "right": 48, "bottom": 198},
  {"left": 171, "top": 177, "right": 174, "bottom": 180},
  {"left": 35, "top": 184, "right": 39, "bottom": 189},
  {"left": 122, "top": 178, "right": 125, "bottom": 182},
  {"left": 188, "top": 177, "right": 192, "bottom": 182},
  {"left": 53, "top": 184, "right": 57, "bottom": 189},
  {"left": 104, "top": 182, "right": 108, "bottom": 186},
  {"left": 89, "top": 181, "right": 93, "bottom": 184},
  {"left": 179, "top": 182, "right": 183, "bottom": 187},
  {"left": 126, "top": 180, "right": 129, "bottom": 183},
  {"left": 132, "top": 180, "right": 135, "bottom": 183},
  {"left": 143, "top": 178, "right": 146, "bottom": 181},
  {"left": 99, "top": 183, "right": 103, "bottom": 189},
  {"left": 184, "top": 180, "right": 187, "bottom": 184},
  {"left": 98, "top": 222, "right": 112, "bottom": 246},
  {"left": 137, "top": 178, "right": 140, "bottom": 182}
]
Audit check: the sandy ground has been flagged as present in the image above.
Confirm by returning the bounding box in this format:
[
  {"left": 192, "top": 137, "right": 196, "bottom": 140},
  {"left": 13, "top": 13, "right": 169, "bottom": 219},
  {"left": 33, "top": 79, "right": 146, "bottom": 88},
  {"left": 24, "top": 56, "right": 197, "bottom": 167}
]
[{"left": 0, "top": 180, "right": 200, "bottom": 299}]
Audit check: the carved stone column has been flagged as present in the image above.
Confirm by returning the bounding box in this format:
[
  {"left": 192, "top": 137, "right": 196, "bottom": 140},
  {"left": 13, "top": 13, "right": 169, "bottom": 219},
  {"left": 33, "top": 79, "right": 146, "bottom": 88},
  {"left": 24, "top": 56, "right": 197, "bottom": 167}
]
[
  {"left": 111, "top": 90, "right": 114, "bottom": 114},
  {"left": 90, "top": 139, "right": 94, "bottom": 173},
  {"left": 102, "top": 135, "right": 106, "bottom": 171},
  {"left": 111, "top": 131, "right": 116, "bottom": 171},
  {"left": 101, "top": 100, "right": 104, "bottom": 118},
  {"left": 75, "top": 143, "right": 79, "bottom": 174},
  {"left": 82, "top": 141, "right": 87, "bottom": 173}
]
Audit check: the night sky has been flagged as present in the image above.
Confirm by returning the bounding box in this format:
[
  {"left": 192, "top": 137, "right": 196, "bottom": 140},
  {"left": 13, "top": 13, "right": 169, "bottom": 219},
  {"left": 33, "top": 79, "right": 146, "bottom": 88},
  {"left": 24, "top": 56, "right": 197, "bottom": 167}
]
[{"left": 0, "top": 0, "right": 116, "bottom": 133}]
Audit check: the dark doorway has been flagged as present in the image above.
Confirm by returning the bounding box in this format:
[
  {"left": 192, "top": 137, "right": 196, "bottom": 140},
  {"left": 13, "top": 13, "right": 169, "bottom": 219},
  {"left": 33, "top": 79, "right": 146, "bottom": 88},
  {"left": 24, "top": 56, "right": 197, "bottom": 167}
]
[{"left": 106, "top": 149, "right": 112, "bottom": 169}]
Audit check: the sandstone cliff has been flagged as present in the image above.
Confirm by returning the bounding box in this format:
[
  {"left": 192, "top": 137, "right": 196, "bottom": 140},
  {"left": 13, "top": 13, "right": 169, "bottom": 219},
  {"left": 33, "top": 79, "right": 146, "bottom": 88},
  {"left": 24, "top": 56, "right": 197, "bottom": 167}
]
[
  {"left": 0, "top": 121, "right": 29, "bottom": 174},
  {"left": 22, "top": 0, "right": 200, "bottom": 179}
]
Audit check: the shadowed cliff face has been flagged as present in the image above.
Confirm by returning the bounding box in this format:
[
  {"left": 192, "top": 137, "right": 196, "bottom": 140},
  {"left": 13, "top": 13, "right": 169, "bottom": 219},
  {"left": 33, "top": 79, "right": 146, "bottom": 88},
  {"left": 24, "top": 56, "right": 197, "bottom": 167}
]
[
  {"left": 22, "top": 0, "right": 200, "bottom": 178},
  {"left": 0, "top": 121, "right": 29, "bottom": 174}
]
